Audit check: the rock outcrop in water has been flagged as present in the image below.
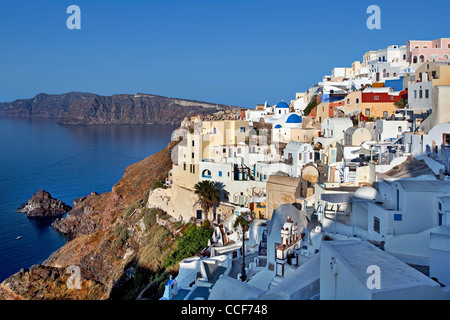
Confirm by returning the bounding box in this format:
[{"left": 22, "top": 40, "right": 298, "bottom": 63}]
[{"left": 17, "top": 190, "right": 72, "bottom": 217}]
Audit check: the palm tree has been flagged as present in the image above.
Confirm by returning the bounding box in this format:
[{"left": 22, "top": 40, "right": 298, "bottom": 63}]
[
  {"left": 194, "top": 180, "right": 221, "bottom": 221},
  {"left": 233, "top": 211, "right": 252, "bottom": 282}
]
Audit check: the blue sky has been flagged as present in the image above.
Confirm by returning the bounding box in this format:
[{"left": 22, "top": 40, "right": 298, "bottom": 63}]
[{"left": 0, "top": 0, "right": 449, "bottom": 107}]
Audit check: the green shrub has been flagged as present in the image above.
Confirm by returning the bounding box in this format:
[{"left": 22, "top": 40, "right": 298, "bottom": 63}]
[
  {"left": 303, "top": 95, "right": 318, "bottom": 116},
  {"left": 164, "top": 224, "right": 213, "bottom": 268},
  {"left": 124, "top": 205, "right": 136, "bottom": 219},
  {"left": 120, "top": 229, "right": 129, "bottom": 243},
  {"left": 150, "top": 180, "right": 166, "bottom": 191},
  {"left": 143, "top": 208, "right": 157, "bottom": 229}
]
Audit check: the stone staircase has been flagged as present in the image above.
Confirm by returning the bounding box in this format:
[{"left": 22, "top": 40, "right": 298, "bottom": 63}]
[
  {"left": 317, "top": 163, "right": 327, "bottom": 182},
  {"left": 268, "top": 264, "right": 296, "bottom": 290}
]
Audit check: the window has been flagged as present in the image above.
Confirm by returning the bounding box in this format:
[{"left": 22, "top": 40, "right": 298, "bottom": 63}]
[
  {"left": 443, "top": 134, "right": 450, "bottom": 147},
  {"left": 414, "top": 90, "right": 417, "bottom": 99},
  {"left": 398, "top": 126, "right": 402, "bottom": 133},
  {"left": 202, "top": 169, "right": 212, "bottom": 178},
  {"left": 390, "top": 96, "right": 394, "bottom": 100},
  {"left": 394, "top": 214, "right": 402, "bottom": 221},
  {"left": 218, "top": 171, "right": 222, "bottom": 177},
  {"left": 374, "top": 217, "right": 380, "bottom": 234},
  {"left": 347, "top": 99, "right": 350, "bottom": 104},
  {"left": 196, "top": 210, "right": 203, "bottom": 220},
  {"left": 425, "top": 90, "right": 429, "bottom": 99},
  {"left": 396, "top": 189, "right": 400, "bottom": 211},
  {"left": 383, "top": 111, "right": 388, "bottom": 117},
  {"left": 419, "top": 90, "right": 423, "bottom": 99},
  {"left": 365, "top": 108, "right": 371, "bottom": 116},
  {"left": 374, "top": 96, "right": 379, "bottom": 101},
  {"left": 192, "top": 140, "right": 195, "bottom": 147},
  {"left": 213, "top": 127, "right": 217, "bottom": 134},
  {"left": 183, "top": 162, "right": 186, "bottom": 171},
  {"left": 356, "top": 98, "right": 359, "bottom": 104},
  {"left": 240, "top": 127, "right": 246, "bottom": 133},
  {"left": 192, "top": 152, "right": 195, "bottom": 158}
]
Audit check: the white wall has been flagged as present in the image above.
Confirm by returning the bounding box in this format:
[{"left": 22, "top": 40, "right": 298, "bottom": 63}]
[
  {"left": 422, "top": 123, "right": 450, "bottom": 156},
  {"left": 408, "top": 81, "right": 433, "bottom": 110},
  {"left": 430, "top": 232, "right": 450, "bottom": 287},
  {"left": 321, "top": 118, "right": 353, "bottom": 141},
  {"left": 320, "top": 241, "right": 372, "bottom": 300},
  {"left": 374, "top": 120, "right": 409, "bottom": 142},
  {"left": 320, "top": 240, "right": 448, "bottom": 300}
]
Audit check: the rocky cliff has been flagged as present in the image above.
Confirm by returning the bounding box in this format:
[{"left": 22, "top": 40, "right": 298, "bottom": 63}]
[
  {"left": 0, "top": 92, "right": 240, "bottom": 125},
  {"left": 0, "top": 92, "right": 95, "bottom": 119},
  {"left": 0, "top": 140, "right": 182, "bottom": 300}
]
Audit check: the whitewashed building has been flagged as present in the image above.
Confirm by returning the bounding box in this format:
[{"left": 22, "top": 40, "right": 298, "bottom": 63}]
[
  {"left": 282, "top": 142, "right": 315, "bottom": 177},
  {"left": 321, "top": 118, "right": 353, "bottom": 142},
  {"left": 320, "top": 240, "right": 450, "bottom": 300},
  {"left": 374, "top": 119, "right": 410, "bottom": 142}
]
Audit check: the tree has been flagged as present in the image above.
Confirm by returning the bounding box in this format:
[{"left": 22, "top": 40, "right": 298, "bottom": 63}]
[
  {"left": 194, "top": 180, "right": 221, "bottom": 221},
  {"left": 303, "top": 95, "right": 318, "bottom": 116},
  {"left": 233, "top": 211, "right": 253, "bottom": 282},
  {"left": 394, "top": 98, "right": 406, "bottom": 109}
]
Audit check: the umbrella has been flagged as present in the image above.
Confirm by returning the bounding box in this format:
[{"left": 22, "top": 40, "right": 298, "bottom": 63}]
[{"left": 351, "top": 147, "right": 377, "bottom": 157}]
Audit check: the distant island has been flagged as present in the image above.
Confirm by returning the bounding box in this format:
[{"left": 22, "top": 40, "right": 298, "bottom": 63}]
[{"left": 0, "top": 92, "right": 240, "bottom": 125}]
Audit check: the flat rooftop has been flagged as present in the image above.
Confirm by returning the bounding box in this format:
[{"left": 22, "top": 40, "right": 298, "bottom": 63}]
[{"left": 324, "top": 241, "right": 439, "bottom": 292}]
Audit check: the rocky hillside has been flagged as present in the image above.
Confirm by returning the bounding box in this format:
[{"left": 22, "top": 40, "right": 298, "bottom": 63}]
[
  {"left": 0, "top": 139, "right": 186, "bottom": 300},
  {"left": 0, "top": 92, "right": 240, "bottom": 125}
]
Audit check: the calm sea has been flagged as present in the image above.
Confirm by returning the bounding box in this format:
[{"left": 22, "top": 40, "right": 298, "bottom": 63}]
[{"left": 0, "top": 118, "right": 176, "bottom": 282}]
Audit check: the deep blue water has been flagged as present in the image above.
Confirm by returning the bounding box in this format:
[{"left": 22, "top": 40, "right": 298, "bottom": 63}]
[{"left": 0, "top": 118, "right": 176, "bottom": 282}]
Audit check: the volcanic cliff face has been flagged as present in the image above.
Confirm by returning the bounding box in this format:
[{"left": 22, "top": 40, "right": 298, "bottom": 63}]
[
  {"left": 0, "top": 140, "right": 181, "bottom": 300},
  {"left": 0, "top": 92, "right": 240, "bottom": 125},
  {"left": 0, "top": 92, "right": 95, "bottom": 119}
]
